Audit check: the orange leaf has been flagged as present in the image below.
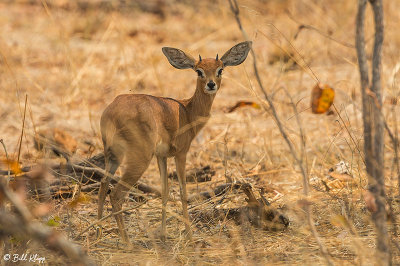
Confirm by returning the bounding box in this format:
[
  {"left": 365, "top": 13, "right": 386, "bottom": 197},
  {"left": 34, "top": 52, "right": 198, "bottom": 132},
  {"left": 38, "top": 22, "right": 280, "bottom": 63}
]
[
  {"left": 311, "top": 83, "right": 335, "bottom": 114},
  {"left": 1, "top": 159, "right": 22, "bottom": 175},
  {"left": 227, "top": 101, "right": 261, "bottom": 113}
]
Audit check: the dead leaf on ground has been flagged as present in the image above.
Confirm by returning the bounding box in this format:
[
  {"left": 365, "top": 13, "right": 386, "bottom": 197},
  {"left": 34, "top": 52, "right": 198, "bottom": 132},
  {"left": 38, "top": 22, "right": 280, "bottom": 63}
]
[
  {"left": 1, "top": 159, "right": 22, "bottom": 175},
  {"left": 68, "top": 192, "right": 90, "bottom": 208},
  {"left": 46, "top": 216, "right": 61, "bottom": 227},
  {"left": 227, "top": 101, "right": 261, "bottom": 113}
]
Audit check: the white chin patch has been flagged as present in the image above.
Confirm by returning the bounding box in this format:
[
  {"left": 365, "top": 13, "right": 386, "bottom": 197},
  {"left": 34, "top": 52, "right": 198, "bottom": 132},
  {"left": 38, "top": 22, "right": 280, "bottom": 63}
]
[{"left": 205, "top": 85, "right": 218, "bottom": 94}]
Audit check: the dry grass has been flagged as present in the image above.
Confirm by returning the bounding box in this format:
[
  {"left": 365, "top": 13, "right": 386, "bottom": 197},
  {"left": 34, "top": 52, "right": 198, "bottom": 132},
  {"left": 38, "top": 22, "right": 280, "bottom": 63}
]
[{"left": 1, "top": 0, "right": 400, "bottom": 264}]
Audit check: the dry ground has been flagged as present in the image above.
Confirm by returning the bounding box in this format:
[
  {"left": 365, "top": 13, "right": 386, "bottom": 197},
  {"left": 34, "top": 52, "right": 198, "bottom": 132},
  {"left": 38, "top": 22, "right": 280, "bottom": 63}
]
[{"left": 1, "top": 0, "right": 400, "bottom": 265}]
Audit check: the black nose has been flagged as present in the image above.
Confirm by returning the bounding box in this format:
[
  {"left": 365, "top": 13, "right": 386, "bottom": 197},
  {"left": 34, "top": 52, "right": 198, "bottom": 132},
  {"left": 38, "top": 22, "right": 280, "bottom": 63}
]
[{"left": 207, "top": 81, "right": 215, "bottom": 89}]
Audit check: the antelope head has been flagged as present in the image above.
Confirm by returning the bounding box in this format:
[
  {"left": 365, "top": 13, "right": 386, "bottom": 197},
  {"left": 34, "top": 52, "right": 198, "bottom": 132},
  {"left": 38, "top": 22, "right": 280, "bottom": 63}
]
[{"left": 162, "top": 41, "right": 252, "bottom": 95}]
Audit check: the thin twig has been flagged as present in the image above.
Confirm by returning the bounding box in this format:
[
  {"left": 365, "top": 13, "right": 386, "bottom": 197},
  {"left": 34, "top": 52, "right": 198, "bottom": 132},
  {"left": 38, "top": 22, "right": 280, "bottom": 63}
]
[
  {"left": 0, "top": 180, "right": 93, "bottom": 265},
  {"left": 332, "top": 104, "right": 365, "bottom": 164},
  {"left": 17, "top": 94, "right": 28, "bottom": 164},
  {"left": 227, "top": 1, "right": 333, "bottom": 264},
  {"left": 228, "top": 0, "right": 308, "bottom": 194},
  {"left": 223, "top": 126, "right": 232, "bottom": 183},
  {"left": 287, "top": 10, "right": 355, "bottom": 49},
  {"left": 74, "top": 200, "right": 147, "bottom": 240},
  {"left": 264, "top": 24, "right": 320, "bottom": 83},
  {"left": 0, "top": 139, "right": 11, "bottom": 180},
  {"left": 0, "top": 211, "right": 94, "bottom": 265}
]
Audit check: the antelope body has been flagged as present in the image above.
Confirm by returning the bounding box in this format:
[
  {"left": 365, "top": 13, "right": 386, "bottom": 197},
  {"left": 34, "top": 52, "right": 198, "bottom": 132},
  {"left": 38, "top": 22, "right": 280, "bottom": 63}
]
[{"left": 98, "top": 41, "right": 251, "bottom": 242}]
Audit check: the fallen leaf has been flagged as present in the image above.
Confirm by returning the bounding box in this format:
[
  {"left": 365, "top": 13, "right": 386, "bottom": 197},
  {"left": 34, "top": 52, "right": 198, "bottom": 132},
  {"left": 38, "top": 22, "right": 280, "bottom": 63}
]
[
  {"left": 68, "top": 192, "right": 90, "bottom": 208},
  {"left": 1, "top": 159, "right": 22, "bottom": 175},
  {"left": 311, "top": 83, "right": 335, "bottom": 114},
  {"left": 47, "top": 216, "right": 61, "bottom": 227},
  {"left": 227, "top": 101, "right": 261, "bottom": 113}
]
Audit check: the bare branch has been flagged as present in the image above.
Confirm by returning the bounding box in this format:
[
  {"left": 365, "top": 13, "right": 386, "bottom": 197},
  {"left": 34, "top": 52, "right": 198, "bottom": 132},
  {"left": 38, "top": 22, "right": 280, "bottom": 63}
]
[
  {"left": 227, "top": 1, "right": 332, "bottom": 264},
  {"left": 0, "top": 180, "right": 93, "bottom": 265}
]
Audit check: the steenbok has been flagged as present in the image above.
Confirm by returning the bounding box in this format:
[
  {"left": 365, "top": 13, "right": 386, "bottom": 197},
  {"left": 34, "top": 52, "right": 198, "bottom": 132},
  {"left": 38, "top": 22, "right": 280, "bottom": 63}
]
[{"left": 98, "top": 41, "right": 252, "bottom": 242}]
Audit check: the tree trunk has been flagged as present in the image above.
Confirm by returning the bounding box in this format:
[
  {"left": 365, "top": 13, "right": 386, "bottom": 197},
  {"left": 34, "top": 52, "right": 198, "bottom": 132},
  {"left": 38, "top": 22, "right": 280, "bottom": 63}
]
[{"left": 356, "top": 0, "right": 390, "bottom": 264}]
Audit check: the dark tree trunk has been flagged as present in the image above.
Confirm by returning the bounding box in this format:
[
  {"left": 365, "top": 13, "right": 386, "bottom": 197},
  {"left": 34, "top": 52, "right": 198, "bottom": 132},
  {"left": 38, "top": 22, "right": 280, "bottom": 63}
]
[{"left": 356, "top": 0, "right": 390, "bottom": 264}]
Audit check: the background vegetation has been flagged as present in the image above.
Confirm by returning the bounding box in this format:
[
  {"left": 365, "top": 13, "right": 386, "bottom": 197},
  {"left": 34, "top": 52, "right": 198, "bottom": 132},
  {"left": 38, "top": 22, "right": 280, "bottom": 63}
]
[{"left": 0, "top": 0, "right": 399, "bottom": 264}]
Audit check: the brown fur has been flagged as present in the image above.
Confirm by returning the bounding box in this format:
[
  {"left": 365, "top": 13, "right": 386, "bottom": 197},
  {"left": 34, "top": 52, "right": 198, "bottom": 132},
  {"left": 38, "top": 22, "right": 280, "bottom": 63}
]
[{"left": 97, "top": 42, "right": 251, "bottom": 243}]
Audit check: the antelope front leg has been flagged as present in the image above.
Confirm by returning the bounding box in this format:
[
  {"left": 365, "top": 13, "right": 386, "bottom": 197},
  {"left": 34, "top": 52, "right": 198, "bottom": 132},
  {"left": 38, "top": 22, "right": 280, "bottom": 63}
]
[
  {"left": 175, "top": 154, "right": 192, "bottom": 241},
  {"left": 157, "top": 156, "right": 168, "bottom": 241}
]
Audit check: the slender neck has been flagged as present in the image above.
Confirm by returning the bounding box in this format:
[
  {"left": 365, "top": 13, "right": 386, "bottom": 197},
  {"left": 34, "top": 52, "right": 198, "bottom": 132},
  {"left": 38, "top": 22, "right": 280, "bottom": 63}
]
[{"left": 185, "top": 79, "right": 216, "bottom": 121}]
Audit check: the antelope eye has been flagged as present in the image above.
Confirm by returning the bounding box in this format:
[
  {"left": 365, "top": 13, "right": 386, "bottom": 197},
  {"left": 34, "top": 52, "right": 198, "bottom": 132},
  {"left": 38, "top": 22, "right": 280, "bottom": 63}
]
[
  {"left": 217, "top": 69, "right": 223, "bottom": 76},
  {"left": 196, "top": 70, "right": 204, "bottom": 77}
]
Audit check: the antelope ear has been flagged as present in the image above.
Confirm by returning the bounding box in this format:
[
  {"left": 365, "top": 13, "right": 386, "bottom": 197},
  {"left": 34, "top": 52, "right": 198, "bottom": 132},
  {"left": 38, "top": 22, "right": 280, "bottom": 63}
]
[
  {"left": 162, "top": 47, "right": 196, "bottom": 69},
  {"left": 220, "top": 41, "right": 252, "bottom": 67}
]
